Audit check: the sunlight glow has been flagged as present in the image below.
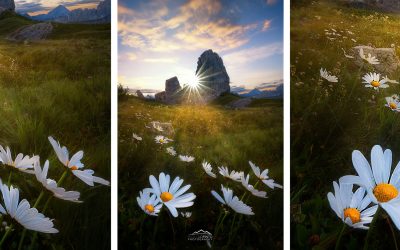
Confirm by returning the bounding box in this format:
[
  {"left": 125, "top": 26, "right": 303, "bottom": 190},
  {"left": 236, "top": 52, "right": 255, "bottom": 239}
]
[{"left": 187, "top": 74, "right": 200, "bottom": 89}]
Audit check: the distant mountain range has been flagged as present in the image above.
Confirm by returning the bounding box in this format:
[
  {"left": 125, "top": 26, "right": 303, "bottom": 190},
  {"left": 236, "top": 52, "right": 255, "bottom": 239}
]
[
  {"left": 231, "top": 81, "right": 283, "bottom": 99},
  {"left": 23, "top": 0, "right": 110, "bottom": 24}
]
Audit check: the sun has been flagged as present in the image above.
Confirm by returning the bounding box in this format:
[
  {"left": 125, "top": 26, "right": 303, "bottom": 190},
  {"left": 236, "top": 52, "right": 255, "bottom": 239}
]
[{"left": 187, "top": 74, "right": 200, "bottom": 89}]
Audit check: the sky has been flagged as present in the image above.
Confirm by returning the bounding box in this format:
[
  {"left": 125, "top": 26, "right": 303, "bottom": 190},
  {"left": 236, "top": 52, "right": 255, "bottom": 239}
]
[
  {"left": 15, "top": 0, "right": 98, "bottom": 15},
  {"left": 118, "top": 0, "right": 283, "bottom": 91}
]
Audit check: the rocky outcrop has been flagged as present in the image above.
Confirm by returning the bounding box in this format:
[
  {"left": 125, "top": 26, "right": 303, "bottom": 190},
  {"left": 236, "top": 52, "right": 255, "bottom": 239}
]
[
  {"left": 136, "top": 90, "right": 145, "bottom": 99},
  {"left": 0, "top": 0, "right": 14, "bottom": 11},
  {"left": 352, "top": 45, "right": 400, "bottom": 74},
  {"left": 155, "top": 49, "right": 231, "bottom": 105},
  {"left": 196, "top": 49, "right": 230, "bottom": 100},
  {"left": 155, "top": 91, "right": 166, "bottom": 103},
  {"left": 8, "top": 23, "right": 53, "bottom": 42},
  {"left": 166, "top": 77, "right": 181, "bottom": 96}
]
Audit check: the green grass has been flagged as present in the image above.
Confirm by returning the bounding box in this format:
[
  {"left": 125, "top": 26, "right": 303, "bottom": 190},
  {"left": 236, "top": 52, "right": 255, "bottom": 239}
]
[
  {"left": 0, "top": 13, "right": 110, "bottom": 249},
  {"left": 118, "top": 96, "right": 283, "bottom": 249},
  {"left": 291, "top": 1, "right": 400, "bottom": 249}
]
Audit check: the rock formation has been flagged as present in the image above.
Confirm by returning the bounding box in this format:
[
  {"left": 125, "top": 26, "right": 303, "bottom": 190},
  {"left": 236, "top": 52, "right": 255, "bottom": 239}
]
[
  {"left": 136, "top": 90, "right": 145, "bottom": 99},
  {"left": 196, "top": 49, "right": 230, "bottom": 100},
  {"left": 352, "top": 45, "right": 400, "bottom": 74},
  {"left": 8, "top": 23, "right": 53, "bottom": 42},
  {"left": 155, "top": 49, "right": 231, "bottom": 104},
  {"left": 155, "top": 77, "right": 183, "bottom": 104},
  {"left": 0, "top": 0, "right": 14, "bottom": 11}
]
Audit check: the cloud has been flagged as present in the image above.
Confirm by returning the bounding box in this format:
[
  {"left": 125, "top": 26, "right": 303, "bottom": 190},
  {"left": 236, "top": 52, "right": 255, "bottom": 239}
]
[
  {"left": 262, "top": 20, "right": 272, "bottom": 31},
  {"left": 143, "top": 58, "right": 178, "bottom": 63},
  {"left": 266, "top": 0, "right": 278, "bottom": 5},
  {"left": 118, "top": 0, "right": 262, "bottom": 53},
  {"left": 15, "top": 0, "right": 98, "bottom": 14},
  {"left": 223, "top": 43, "right": 283, "bottom": 68},
  {"left": 127, "top": 53, "right": 137, "bottom": 61}
]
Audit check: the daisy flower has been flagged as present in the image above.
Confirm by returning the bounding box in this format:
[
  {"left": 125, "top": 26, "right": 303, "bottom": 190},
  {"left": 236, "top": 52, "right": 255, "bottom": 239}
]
[
  {"left": 179, "top": 155, "right": 195, "bottom": 163},
  {"left": 154, "top": 135, "right": 172, "bottom": 145},
  {"left": 385, "top": 96, "right": 400, "bottom": 112},
  {"left": 383, "top": 76, "right": 399, "bottom": 84},
  {"left": 152, "top": 123, "right": 164, "bottom": 132},
  {"left": 218, "top": 166, "right": 243, "bottom": 182},
  {"left": 241, "top": 174, "right": 267, "bottom": 198},
  {"left": 34, "top": 160, "right": 81, "bottom": 203},
  {"left": 359, "top": 48, "right": 380, "bottom": 65},
  {"left": 362, "top": 72, "right": 388, "bottom": 90},
  {"left": 132, "top": 133, "right": 142, "bottom": 141},
  {"left": 201, "top": 161, "right": 216, "bottom": 178},
  {"left": 211, "top": 185, "right": 254, "bottom": 215},
  {"left": 148, "top": 172, "right": 196, "bottom": 217},
  {"left": 320, "top": 68, "right": 338, "bottom": 83},
  {"left": 48, "top": 136, "right": 110, "bottom": 186},
  {"left": 166, "top": 147, "right": 177, "bottom": 156},
  {"left": 0, "top": 146, "right": 38, "bottom": 174},
  {"left": 327, "top": 181, "right": 377, "bottom": 229},
  {"left": 0, "top": 180, "right": 58, "bottom": 233},
  {"left": 249, "top": 161, "right": 283, "bottom": 189},
  {"left": 341, "top": 145, "right": 400, "bottom": 229},
  {"left": 181, "top": 212, "right": 192, "bottom": 218},
  {"left": 137, "top": 189, "right": 162, "bottom": 216}
]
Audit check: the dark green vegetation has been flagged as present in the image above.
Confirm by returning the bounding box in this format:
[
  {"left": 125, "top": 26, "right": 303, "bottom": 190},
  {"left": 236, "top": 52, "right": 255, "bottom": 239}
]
[
  {"left": 0, "top": 12, "right": 110, "bottom": 249},
  {"left": 291, "top": 1, "right": 400, "bottom": 249},
  {"left": 118, "top": 96, "right": 283, "bottom": 249}
]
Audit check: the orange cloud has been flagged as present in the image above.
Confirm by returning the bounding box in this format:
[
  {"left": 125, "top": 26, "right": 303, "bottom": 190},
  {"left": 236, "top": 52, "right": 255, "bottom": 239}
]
[
  {"left": 262, "top": 20, "right": 272, "bottom": 31},
  {"left": 266, "top": 0, "right": 278, "bottom": 5},
  {"left": 118, "top": 0, "right": 259, "bottom": 53}
]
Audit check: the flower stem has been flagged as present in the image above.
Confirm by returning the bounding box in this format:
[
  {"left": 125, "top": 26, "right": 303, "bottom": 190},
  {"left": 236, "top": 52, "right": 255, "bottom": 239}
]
[
  {"left": 29, "top": 170, "right": 68, "bottom": 250},
  {"left": 17, "top": 229, "right": 27, "bottom": 250},
  {"left": 387, "top": 217, "right": 399, "bottom": 250},
  {"left": 167, "top": 211, "right": 176, "bottom": 248},
  {"left": 7, "top": 172, "right": 12, "bottom": 186},
  {"left": 334, "top": 223, "right": 347, "bottom": 250},
  {"left": 213, "top": 212, "right": 228, "bottom": 246},
  {"left": 0, "top": 224, "right": 13, "bottom": 248},
  {"left": 364, "top": 206, "right": 381, "bottom": 250}
]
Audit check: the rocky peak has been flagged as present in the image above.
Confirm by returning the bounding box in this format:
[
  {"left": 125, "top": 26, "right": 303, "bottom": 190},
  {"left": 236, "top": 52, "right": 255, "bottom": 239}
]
[
  {"left": 0, "top": 0, "right": 15, "bottom": 11},
  {"left": 196, "top": 49, "right": 230, "bottom": 98},
  {"left": 165, "top": 77, "right": 181, "bottom": 95}
]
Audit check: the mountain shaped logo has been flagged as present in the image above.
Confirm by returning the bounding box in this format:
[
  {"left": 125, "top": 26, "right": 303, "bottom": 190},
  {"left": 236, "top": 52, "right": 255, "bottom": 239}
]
[{"left": 188, "top": 229, "right": 213, "bottom": 241}]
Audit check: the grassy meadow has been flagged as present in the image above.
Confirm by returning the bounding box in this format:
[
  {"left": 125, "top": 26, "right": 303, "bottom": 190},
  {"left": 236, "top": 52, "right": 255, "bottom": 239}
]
[
  {"left": 118, "top": 96, "right": 283, "bottom": 249},
  {"left": 291, "top": 1, "right": 400, "bottom": 249},
  {"left": 0, "top": 11, "right": 110, "bottom": 249}
]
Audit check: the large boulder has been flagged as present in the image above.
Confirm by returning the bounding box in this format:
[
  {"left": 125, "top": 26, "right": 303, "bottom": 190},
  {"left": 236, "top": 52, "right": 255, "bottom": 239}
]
[
  {"left": 195, "top": 49, "right": 230, "bottom": 100},
  {"left": 352, "top": 45, "right": 400, "bottom": 74},
  {"left": 155, "top": 91, "right": 166, "bottom": 103},
  {"left": 136, "top": 90, "right": 145, "bottom": 99},
  {"left": 0, "top": 0, "right": 14, "bottom": 11},
  {"left": 8, "top": 23, "right": 53, "bottom": 42}
]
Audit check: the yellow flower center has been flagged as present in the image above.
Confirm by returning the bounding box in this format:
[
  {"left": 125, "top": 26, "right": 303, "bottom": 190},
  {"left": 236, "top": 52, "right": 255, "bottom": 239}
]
[
  {"left": 144, "top": 204, "right": 154, "bottom": 213},
  {"left": 371, "top": 80, "right": 380, "bottom": 87},
  {"left": 373, "top": 183, "right": 398, "bottom": 202},
  {"left": 160, "top": 192, "right": 173, "bottom": 202},
  {"left": 343, "top": 208, "right": 361, "bottom": 224},
  {"left": 160, "top": 139, "right": 164, "bottom": 143},
  {"left": 390, "top": 102, "right": 398, "bottom": 110},
  {"left": 70, "top": 166, "right": 78, "bottom": 170}
]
